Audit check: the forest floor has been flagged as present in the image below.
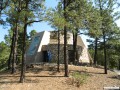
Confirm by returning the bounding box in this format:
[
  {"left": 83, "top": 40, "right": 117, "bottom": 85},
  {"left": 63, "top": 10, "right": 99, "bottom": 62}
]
[{"left": 0, "top": 64, "right": 120, "bottom": 90}]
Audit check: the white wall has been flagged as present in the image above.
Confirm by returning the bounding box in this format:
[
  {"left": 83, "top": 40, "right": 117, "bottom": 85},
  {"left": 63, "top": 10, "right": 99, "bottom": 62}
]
[
  {"left": 79, "top": 47, "right": 90, "bottom": 63},
  {"left": 38, "top": 31, "right": 50, "bottom": 52},
  {"left": 67, "top": 32, "right": 73, "bottom": 44},
  {"left": 35, "top": 31, "right": 50, "bottom": 63}
]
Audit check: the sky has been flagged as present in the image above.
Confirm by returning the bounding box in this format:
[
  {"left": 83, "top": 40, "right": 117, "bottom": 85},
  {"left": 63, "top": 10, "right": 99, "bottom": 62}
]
[{"left": 0, "top": 0, "right": 120, "bottom": 47}]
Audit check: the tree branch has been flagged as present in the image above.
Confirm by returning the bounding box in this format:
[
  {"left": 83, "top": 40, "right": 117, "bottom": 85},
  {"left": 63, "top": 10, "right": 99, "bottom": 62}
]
[{"left": 26, "top": 20, "right": 43, "bottom": 25}]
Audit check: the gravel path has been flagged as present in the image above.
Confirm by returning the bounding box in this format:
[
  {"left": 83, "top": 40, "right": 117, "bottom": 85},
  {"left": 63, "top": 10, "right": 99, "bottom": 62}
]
[{"left": 0, "top": 65, "right": 120, "bottom": 90}]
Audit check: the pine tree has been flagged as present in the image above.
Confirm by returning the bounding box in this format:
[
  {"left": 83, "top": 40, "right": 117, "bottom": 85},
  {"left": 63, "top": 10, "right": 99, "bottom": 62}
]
[
  {"left": 93, "top": 0, "right": 120, "bottom": 73},
  {"left": 19, "top": 0, "right": 45, "bottom": 83}
]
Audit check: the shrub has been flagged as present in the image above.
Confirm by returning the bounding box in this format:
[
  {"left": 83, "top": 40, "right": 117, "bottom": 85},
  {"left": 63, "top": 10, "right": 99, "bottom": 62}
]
[{"left": 68, "top": 71, "right": 89, "bottom": 87}]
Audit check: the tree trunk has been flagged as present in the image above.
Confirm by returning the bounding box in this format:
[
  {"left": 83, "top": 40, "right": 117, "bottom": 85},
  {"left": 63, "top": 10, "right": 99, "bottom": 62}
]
[
  {"left": 64, "top": 26, "right": 68, "bottom": 77},
  {"left": 94, "top": 37, "right": 98, "bottom": 66},
  {"left": 20, "top": 23, "right": 27, "bottom": 83},
  {"left": 8, "top": 50, "right": 12, "bottom": 70},
  {"left": 73, "top": 32, "right": 75, "bottom": 64},
  {"left": 15, "top": 22, "right": 18, "bottom": 58},
  {"left": 11, "top": 21, "right": 19, "bottom": 74},
  {"left": 98, "top": 0, "right": 107, "bottom": 74},
  {"left": 57, "top": 30, "right": 60, "bottom": 72},
  {"left": 11, "top": 26, "right": 17, "bottom": 74},
  {"left": 75, "top": 32, "right": 78, "bottom": 63},
  {"left": 11, "top": 0, "right": 22, "bottom": 72},
  {"left": 20, "top": 0, "right": 28, "bottom": 83},
  {"left": 103, "top": 31, "right": 107, "bottom": 74},
  {"left": 118, "top": 59, "right": 120, "bottom": 70},
  {"left": 73, "top": 31, "right": 78, "bottom": 65},
  {"left": 64, "top": 0, "right": 68, "bottom": 77},
  {"left": 8, "top": 32, "right": 14, "bottom": 70}
]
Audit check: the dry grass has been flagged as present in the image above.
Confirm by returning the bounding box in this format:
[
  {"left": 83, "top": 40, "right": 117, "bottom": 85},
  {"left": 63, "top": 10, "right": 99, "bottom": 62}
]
[{"left": 0, "top": 64, "right": 120, "bottom": 90}]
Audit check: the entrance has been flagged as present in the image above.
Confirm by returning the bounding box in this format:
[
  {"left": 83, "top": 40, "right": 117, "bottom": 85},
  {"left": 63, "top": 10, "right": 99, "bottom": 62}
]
[
  {"left": 68, "top": 50, "right": 74, "bottom": 63},
  {"left": 43, "top": 51, "right": 48, "bottom": 62}
]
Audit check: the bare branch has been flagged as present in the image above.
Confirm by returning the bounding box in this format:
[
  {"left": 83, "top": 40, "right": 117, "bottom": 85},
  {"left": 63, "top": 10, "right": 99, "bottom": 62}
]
[{"left": 26, "top": 20, "right": 43, "bottom": 25}]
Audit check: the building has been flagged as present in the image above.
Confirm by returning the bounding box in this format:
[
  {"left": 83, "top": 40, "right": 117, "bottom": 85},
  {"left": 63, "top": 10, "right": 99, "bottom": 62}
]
[{"left": 26, "top": 31, "right": 91, "bottom": 65}]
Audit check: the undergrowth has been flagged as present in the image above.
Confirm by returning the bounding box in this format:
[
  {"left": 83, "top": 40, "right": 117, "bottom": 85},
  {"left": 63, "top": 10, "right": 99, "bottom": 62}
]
[{"left": 67, "top": 71, "right": 89, "bottom": 87}]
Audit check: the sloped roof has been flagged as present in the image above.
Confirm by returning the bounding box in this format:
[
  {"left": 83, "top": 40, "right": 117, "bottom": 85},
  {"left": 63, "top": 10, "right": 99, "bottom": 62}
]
[{"left": 77, "top": 35, "right": 86, "bottom": 48}]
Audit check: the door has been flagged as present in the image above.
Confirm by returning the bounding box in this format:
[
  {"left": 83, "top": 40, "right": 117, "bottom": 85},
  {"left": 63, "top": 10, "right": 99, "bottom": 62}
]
[
  {"left": 43, "top": 51, "right": 48, "bottom": 62},
  {"left": 68, "top": 50, "right": 74, "bottom": 63}
]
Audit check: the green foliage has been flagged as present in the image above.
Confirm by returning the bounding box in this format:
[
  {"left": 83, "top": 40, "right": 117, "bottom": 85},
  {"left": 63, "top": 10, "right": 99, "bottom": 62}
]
[
  {"left": 88, "top": 31, "right": 120, "bottom": 69},
  {"left": 86, "top": 8, "right": 102, "bottom": 38},
  {"left": 66, "top": 0, "right": 93, "bottom": 31},
  {"left": 0, "top": 41, "right": 10, "bottom": 70},
  {"left": 6, "top": 0, "right": 45, "bottom": 26},
  {"left": 17, "top": 29, "right": 37, "bottom": 64},
  {"left": 106, "top": 32, "right": 120, "bottom": 69},
  {"left": 4, "top": 29, "right": 13, "bottom": 46},
  {"left": 46, "top": 0, "right": 93, "bottom": 33},
  {"left": 3, "top": 27, "right": 37, "bottom": 65},
  {"left": 68, "top": 71, "right": 88, "bottom": 87},
  {"left": 87, "top": 0, "right": 120, "bottom": 70},
  {"left": 45, "top": 2, "right": 65, "bottom": 30},
  {"left": 29, "top": 30, "right": 37, "bottom": 39}
]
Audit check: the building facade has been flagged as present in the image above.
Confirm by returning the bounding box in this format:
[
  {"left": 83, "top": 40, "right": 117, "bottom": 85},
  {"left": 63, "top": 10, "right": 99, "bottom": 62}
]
[{"left": 26, "top": 31, "right": 91, "bottom": 65}]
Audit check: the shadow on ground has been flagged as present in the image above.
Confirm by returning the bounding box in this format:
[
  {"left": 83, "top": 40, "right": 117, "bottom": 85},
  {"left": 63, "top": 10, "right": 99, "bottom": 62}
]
[{"left": 108, "top": 75, "right": 120, "bottom": 80}]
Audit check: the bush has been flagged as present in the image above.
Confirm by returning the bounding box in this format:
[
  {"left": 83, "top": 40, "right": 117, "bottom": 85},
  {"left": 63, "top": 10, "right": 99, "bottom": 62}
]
[{"left": 67, "top": 71, "right": 89, "bottom": 87}]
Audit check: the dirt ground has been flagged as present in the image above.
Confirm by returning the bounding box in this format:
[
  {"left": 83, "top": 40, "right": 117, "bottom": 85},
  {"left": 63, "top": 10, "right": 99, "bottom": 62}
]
[{"left": 0, "top": 64, "right": 120, "bottom": 90}]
